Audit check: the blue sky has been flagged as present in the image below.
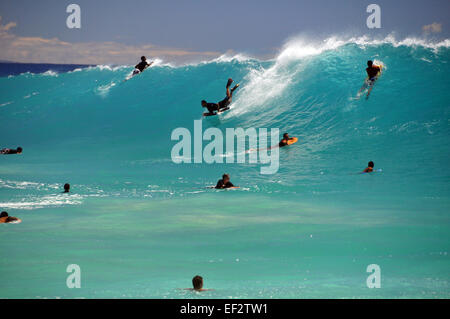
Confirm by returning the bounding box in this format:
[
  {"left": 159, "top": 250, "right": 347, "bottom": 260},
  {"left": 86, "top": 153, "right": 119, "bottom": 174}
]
[{"left": 0, "top": 0, "right": 448, "bottom": 64}]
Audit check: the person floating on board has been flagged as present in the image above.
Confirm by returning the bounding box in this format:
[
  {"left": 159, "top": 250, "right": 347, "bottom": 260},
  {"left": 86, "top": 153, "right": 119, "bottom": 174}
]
[
  {"left": 1, "top": 147, "right": 22, "bottom": 155},
  {"left": 215, "top": 174, "right": 235, "bottom": 189},
  {"left": 202, "top": 78, "right": 239, "bottom": 116},
  {"left": 0, "top": 211, "right": 21, "bottom": 224},
  {"left": 358, "top": 60, "right": 382, "bottom": 99},
  {"left": 63, "top": 183, "right": 70, "bottom": 193},
  {"left": 279, "top": 133, "right": 296, "bottom": 148},
  {"left": 363, "top": 161, "right": 375, "bottom": 173},
  {"left": 133, "top": 56, "right": 153, "bottom": 75}
]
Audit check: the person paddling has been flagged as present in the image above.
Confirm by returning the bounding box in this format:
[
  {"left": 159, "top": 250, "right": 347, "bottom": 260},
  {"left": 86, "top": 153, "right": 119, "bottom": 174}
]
[
  {"left": 215, "top": 174, "right": 236, "bottom": 189},
  {"left": 133, "top": 56, "right": 153, "bottom": 75},
  {"left": 358, "top": 60, "right": 382, "bottom": 99}
]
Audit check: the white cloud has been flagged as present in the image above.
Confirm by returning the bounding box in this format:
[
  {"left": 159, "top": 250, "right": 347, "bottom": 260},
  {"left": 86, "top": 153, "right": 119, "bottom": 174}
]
[
  {"left": 0, "top": 16, "right": 220, "bottom": 64},
  {"left": 422, "top": 22, "right": 442, "bottom": 34}
]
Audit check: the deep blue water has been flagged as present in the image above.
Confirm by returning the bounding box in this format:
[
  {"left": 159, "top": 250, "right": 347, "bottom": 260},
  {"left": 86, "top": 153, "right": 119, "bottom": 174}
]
[{"left": 0, "top": 62, "right": 94, "bottom": 77}]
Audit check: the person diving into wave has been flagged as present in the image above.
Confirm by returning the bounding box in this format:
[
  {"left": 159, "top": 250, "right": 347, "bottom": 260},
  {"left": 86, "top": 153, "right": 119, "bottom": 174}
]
[{"left": 202, "top": 78, "right": 239, "bottom": 116}]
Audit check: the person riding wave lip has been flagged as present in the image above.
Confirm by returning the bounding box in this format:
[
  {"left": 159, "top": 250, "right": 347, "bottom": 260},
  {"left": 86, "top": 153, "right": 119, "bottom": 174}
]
[
  {"left": 202, "top": 78, "right": 239, "bottom": 115},
  {"left": 133, "top": 56, "right": 153, "bottom": 75}
]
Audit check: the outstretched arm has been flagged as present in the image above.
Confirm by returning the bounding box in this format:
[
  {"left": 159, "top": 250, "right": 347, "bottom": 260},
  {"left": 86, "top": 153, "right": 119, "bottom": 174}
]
[{"left": 143, "top": 62, "right": 153, "bottom": 71}]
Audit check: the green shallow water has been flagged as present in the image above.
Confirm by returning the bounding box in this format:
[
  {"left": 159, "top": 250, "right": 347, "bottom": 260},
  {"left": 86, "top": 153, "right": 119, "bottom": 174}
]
[{"left": 1, "top": 194, "right": 448, "bottom": 298}]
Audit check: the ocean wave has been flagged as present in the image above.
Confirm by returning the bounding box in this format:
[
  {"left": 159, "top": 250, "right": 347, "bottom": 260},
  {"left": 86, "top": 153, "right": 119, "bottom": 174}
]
[
  {"left": 42, "top": 70, "right": 58, "bottom": 77},
  {"left": 3, "top": 34, "right": 448, "bottom": 79}
]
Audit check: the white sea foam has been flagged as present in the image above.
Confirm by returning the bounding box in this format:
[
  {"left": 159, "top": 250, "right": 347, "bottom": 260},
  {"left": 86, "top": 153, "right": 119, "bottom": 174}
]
[
  {"left": 201, "top": 34, "right": 449, "bottom": 68},
  {"left": 42, "top": 70, "right": 58, "bottom": 76},
  {"left": 94, "top": 64, "right": 129, "bottom": 71},
  {"left": 151, "top": 58, "right": 174, "bottom": 67},
  {"left": 211, "top": 53, "right": 255, "bottom": 63},
  {"left": 82, "top": 35, "right": 450, "bottom": 71},
  {"left": 0, "top": 194, "right": 84, "bottom": 210},
  {"left": 0, "top": 179, "right": 60, "bottom": 190},
  {"left": 96, "top": 81, "right": 117, "bottom": 97}
]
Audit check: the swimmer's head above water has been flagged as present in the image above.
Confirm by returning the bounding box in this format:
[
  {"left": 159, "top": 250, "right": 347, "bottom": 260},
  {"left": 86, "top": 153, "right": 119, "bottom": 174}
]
[
  {"left": 363, "top": 161, "right": 375, "bottom": 173},
  {"left": 63, "top": 183, "right": 70, "bottom": 193},
  {"left": 0, "top": 211, "right": 20, "bottom": 224},
  {"left": 192, "top": 275, "right": 203, "bottom": 291}
]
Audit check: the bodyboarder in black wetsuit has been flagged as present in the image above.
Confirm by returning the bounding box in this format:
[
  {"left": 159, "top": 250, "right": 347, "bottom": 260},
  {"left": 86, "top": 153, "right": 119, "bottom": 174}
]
[{"left": 201, "top": 78, "right": 240, "bottom": 115}]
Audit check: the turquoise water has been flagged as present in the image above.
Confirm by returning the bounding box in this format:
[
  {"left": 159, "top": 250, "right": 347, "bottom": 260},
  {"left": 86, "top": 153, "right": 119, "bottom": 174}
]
[{"left": 1, "top": 37, "right": 449, "bottom": 298}]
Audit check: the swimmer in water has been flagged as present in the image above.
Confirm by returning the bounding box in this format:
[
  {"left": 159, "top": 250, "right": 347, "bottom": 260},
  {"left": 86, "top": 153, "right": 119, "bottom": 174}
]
[
  {"left": 202, "top": 78, "right": 240, "bottom": 116},
  {"left": 215, "top": 174, "right": 235, "bottom": 189},
  {"left": 1, "top": 147, "right": 23, "bottom": 155},
  {"left": 63, "top": 183, "right": 70, "bottom": 193},
  {"left": 0, "top": 211, "right": 21, "bottom": 224},
  {"left": 363, "top": 161, "right": 375, "bottom": 173},
  {"left": 358, "top": 60, "right": 382, "bottom": 99},
  {"left": 183, "top": 275, "right": 213, "bottom": 291},
  {"left": 278, "top": 133, "right": 295, "bottom": 148},
  {"left": 366, "top": 60, "right": 381, "bottom": 81}
]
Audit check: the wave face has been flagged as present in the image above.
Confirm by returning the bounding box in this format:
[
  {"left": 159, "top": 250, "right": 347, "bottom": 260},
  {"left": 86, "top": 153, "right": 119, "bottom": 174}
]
[{"left": 1, "top": 37, "right": 449, "bottom": 298}]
